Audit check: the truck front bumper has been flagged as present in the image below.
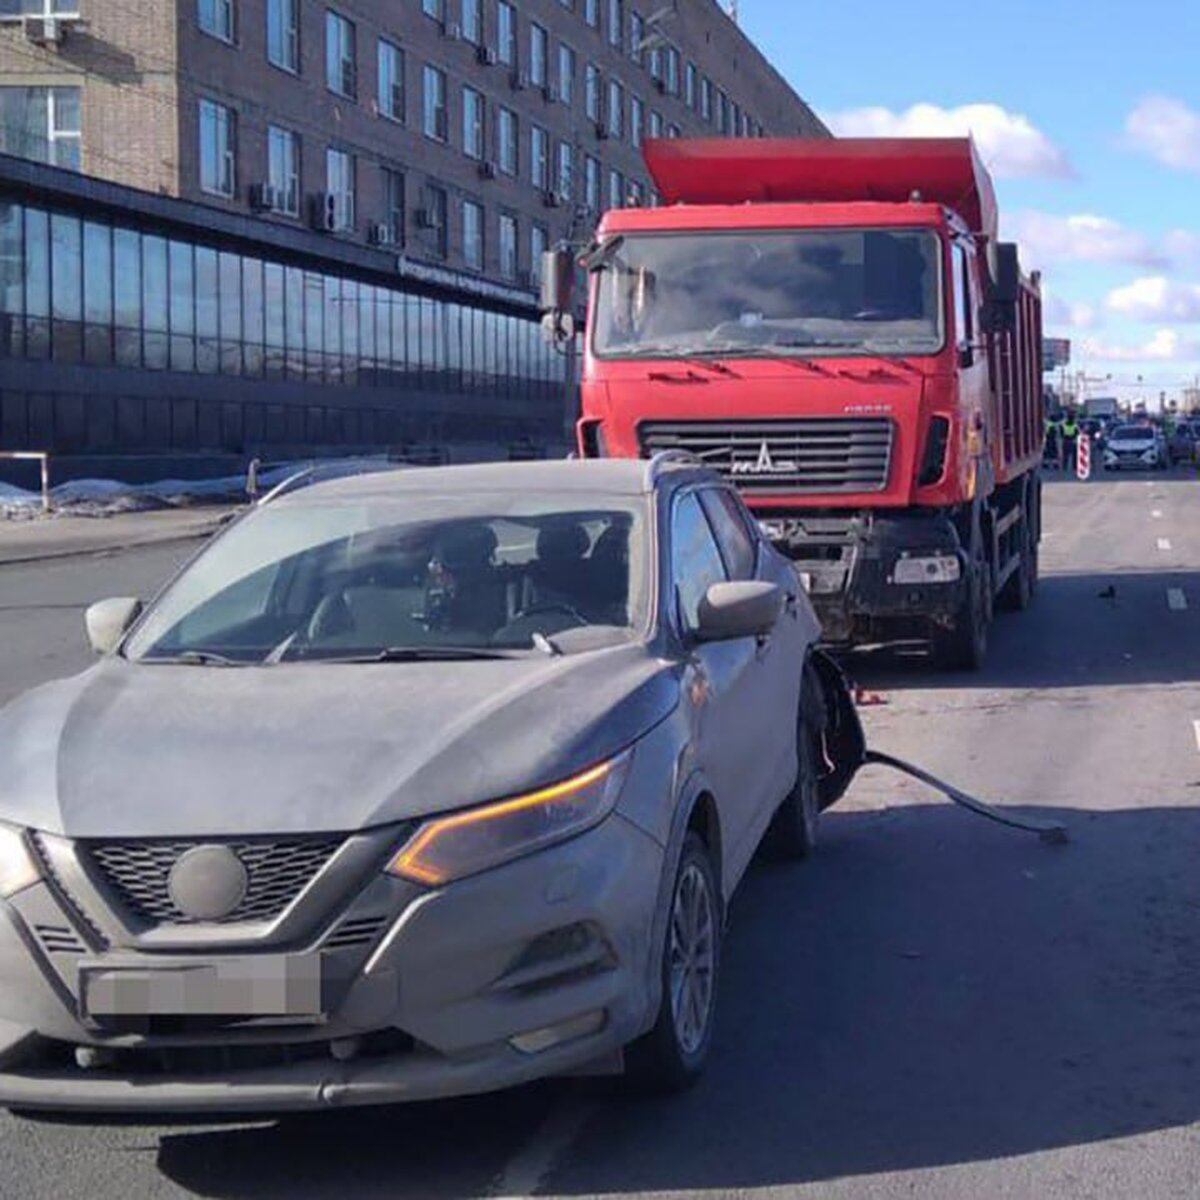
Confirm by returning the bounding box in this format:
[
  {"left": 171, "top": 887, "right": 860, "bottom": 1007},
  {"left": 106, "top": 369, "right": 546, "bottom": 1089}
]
[{"left": 759, "top": 511, "right": 968, "bottom": 642}]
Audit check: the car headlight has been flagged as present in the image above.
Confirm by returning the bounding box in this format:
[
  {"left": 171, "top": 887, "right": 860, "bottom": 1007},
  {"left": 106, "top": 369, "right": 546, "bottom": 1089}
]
[
  {"left": 0, "top": 824, "right": 40, "bottom": 899},
  {"left": 387, "top": 751, "right": 633, "bottom": 886}
]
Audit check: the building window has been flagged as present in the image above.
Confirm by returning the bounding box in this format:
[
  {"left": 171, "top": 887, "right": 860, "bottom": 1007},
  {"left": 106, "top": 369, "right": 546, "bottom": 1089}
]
[
  {"left": 628, "top": 179, "right": 644, "bottom": 206},
  {"left": 462, "top": 0, "right": 482, "bottom": 44},
  {"left": 198, "top": 0, "right": 234, "bottom": 43},
  {"left": 665, "top": 46, "right": 680, "bottom": 95},
  {"left": 558, "top": 44, "right": 575, "bottom": 105},
  {"left": 629, "top": 10, "right": 643, "bottom": 61},
  {"left": 462, "top": 200, "right": 484, "bottom": 271},
  {"left": 531, "top": 223, "right": 548, "bottom": 285},
  {"left": 498, "top": 213, "right": 518, "bottom": 280},
  {"left": 498, "top": 106, "right": 518, "bottom": 175},
  {"left": 383, "top": 167, "right": 405, "bottom": 246},
  {"left": 630, "top": 95, "right": 643, "bottom": 148},
  {"left": 199, "top": 98, "right": 236, "bottom": 197},
  {"left": 667, "top": 121, "right": 681, "bottom": 138},
  {"left": 421, "top": 0, "right": 444, "bottom": 18},
  {"left": 716, "top": 89, "right": 728, "bottom": 134},
  {"left": 0, "top": 86, "right": 81, "bottom": 171},
  {"left": 267, "top": 125, "right": 299, "bottom": 215},
  {"left": 424, "top": 183, "right": 449, "bottom": 258},
  {"left": 556, "top": 141, "right": 573, "bottom": 200},
  {"left": 701, "top": 77, "right": 712, "bottom": 122},
  {"left": 267, "top": 0, "right": 298, "bottom": 71},
  {"left": 325, "top": 11, "right": 356, "bottom": 99},
  {"left": 326, "top": 148, "right": 355, "bottom": 231},
  {"left": 585, "top": 64, "right": 601, "bottom": 122},
  {"left": 378, "top": 41, "right": 405, "bottom": 122},
  {"left": 607, "top": 79, "right": 623, "bottom": 138},
  {"left": 584, "top": 154, "right": 600, "bottom": 212},
  {"left": 530, "top": 24, "right": 548, "bottom": 88},
  {"left": 531, "top": 125, "right": 549, "bottom": 190},
  {"left": 497, "top": 1, "right": 516, "bottom": 66},
  {"left": 685, "top": 62, "right": 696, "bottom": 109},
  {"left": 607, "top": 0, "right": 622, "bottom": 48},
  {"left": 584, "top": 0, "right": 599, "bottom": 28},
  {"left": 649, "top": 110, "right": 663, "bottom": 139},
  {"left": 462, "top": 86, "right": 485, "bottom": 159},
  {"left": 608, "top": 167, "right": 623, "bottom": 210},
  {"left": 423, "top": 65, "right": 448, "bottom": 141},
  {"left": 648, "top": 46, "right": 661, "bottom": 84}
]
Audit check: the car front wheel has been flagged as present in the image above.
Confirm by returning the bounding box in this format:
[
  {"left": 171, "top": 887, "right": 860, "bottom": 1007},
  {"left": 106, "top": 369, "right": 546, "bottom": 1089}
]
[{"left": 626, "top": 832, "right": 720, "bottom": 1093}]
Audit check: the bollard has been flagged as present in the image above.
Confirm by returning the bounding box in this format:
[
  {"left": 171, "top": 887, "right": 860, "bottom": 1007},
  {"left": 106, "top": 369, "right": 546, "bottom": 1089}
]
[{"left": 1076, "top": 433, "right": 1091, "bottom": 481}]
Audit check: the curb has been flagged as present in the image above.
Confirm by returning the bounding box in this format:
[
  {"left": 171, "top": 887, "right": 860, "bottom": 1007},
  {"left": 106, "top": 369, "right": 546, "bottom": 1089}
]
[{"left": 0, "top": 523, "right": 225, "bottom": 567}]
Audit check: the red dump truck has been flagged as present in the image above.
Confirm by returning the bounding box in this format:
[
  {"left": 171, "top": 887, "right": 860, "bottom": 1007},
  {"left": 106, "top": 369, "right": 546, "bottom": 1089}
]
[{"left": 544, "top": 138, "right": 1044, "bottom": 668}]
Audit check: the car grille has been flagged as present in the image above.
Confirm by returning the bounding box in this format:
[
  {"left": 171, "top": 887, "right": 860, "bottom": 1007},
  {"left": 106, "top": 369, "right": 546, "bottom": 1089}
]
[
  {"left": 639, "top": 418, "right": 894, "bottom": 493},
  {"left": 84, "top": 836, "right": 345, "bottom": 926}
]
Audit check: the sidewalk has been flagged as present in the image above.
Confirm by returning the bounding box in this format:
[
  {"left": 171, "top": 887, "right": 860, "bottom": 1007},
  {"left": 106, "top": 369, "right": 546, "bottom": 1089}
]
[{"left": 0, "top": 506, "right": 239, "bottom": 566}]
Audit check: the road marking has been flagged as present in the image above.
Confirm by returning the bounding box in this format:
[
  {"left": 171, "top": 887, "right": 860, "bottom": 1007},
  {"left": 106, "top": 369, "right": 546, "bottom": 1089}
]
[
  {"left": 1153, "top": 509, "right": 1164, "bottom": 518},
  {"left": 1168, "top": 588, "right": 1188, "bottom": 611},
  {"left": 489, "top": 1095, "right": 596, "bottom": 1198},
  {"left": 1158, "top": 538, "right": 1172, "bottom": 551},
  {"left": 1193, "top": 721, "right": 1200, "bottom": 754}
]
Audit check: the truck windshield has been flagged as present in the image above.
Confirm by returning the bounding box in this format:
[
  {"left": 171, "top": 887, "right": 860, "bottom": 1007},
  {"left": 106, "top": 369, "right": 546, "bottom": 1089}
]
[{"left": 592, "top": 229, "right": 943, "bottom": 359}]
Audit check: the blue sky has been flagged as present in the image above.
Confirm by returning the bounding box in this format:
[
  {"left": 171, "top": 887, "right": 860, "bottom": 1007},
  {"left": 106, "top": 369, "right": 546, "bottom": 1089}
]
[{"left": 740, "top": 0, "right": 1200, "bottom": 405}]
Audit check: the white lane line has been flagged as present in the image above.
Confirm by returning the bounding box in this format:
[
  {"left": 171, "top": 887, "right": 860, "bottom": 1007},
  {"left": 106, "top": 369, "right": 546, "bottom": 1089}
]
[
  {"left": 1158, "top": 538, "right": 1173, "bottom": 551},
  {"left": 489, "top": 1095, "right": 596, "bottom": 1198},
  {"left": 1153, "top": 509, "right": 1164, "bottom": 518},
  {"left": 1193, "top": 721, "right": 1200, "bottom": 754},
  {"left": 1168, "top": 588, "right": 1188, "bottom": 611}
]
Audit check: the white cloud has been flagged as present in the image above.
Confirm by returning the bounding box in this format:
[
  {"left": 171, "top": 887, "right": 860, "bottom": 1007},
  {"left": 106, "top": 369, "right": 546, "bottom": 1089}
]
[
  {"left": 821, "top": 102, "right": 1073, "bottom": 180},
  {"left": 1083, "top": 330, "right": 1200, "bottom": 363},
  {"left": 1107, "top": 277, "right": 1200, "bottom": 322},
  {"left": 1124, "top": 96, "right": 1200, "bottom": 173},
  {"left": 1004, "top": 211, "right": 1167, "bottom": 270},
  {"left": 1043, "top": 291, "right": 1100, "bottom": 331}
]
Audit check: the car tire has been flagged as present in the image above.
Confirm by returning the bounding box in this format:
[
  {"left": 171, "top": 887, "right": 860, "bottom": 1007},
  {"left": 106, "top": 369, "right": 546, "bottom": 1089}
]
[
  {"left": 625, "top": 832, "right": 720, "bottom": 1094},
  {"left": 764, "top": 708, "right": 820, "bottom": 860}
]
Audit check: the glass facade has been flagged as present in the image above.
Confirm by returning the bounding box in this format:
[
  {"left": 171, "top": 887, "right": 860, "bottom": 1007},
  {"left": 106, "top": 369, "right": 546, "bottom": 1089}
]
[{"left": 0, "top": 199, "right": 565, "bottom": 453}]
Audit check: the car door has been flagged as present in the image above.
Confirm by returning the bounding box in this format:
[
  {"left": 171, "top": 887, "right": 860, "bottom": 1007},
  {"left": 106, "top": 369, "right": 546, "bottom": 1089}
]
[{"left": 670, "top": 489, "right": 777, "bottom": 892}]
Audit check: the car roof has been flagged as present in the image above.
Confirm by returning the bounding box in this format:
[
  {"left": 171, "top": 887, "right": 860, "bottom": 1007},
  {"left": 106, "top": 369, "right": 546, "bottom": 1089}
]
[{"left": 273, "top": 456, "right": 718, "bottom": 505}]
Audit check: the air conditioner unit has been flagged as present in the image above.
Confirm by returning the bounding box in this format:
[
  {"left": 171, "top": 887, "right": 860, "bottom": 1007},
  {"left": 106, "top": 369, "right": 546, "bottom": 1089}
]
[
  {"left": 307, "top": 192, "right": 337, "bottom": 232},
  {"left": 441, "top": 21, "right": 461, "bottom": 40},
  {"left": 24, "top": 15, "right": 69, "bottom": 46},
  {"left": 478, "top": 160, "right": 497, "bottom": 180},
  {"left": 414, "top": 208, "right": 438, "bottom": 230},
  {"left": 542, "top": 84, "right": 558, "bottom": 104},
  {"left": 509, "top": 71, "right": 529, "bottom": 92},
  {"left": 475, "top": 44, "right": 497, "bottom": 66},
  {"left": 593, "top": 122, "right": 609, "bottom": 140},
  {"left": 247, "top": 183, "right": 282, "bottom": 212},
  {"left": 367, "top": 222, "right": 395, "bottom": 246},
  {"left": 542, "top": 190, "right": 562, "bottom": 209}
]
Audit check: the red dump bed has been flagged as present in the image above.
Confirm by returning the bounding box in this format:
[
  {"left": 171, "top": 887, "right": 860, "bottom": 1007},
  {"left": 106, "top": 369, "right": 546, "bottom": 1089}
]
[{"left": 644, "top": 137, "right": 999, "bottom": 240}]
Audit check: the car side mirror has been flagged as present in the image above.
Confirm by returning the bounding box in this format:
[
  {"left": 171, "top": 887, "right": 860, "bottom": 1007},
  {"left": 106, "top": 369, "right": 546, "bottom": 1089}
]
[
  {"left": 694, "top": 581, "right": 782, "bottom": 642},
  {"left": 85, "top": 597, "right": 142, "bottom": 655}
]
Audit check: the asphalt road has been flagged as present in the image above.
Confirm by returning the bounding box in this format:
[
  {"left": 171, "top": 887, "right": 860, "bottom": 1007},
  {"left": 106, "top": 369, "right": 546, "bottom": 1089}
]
[{"left": 3, "top": 469, "right": 1200, "bottom": 1199}]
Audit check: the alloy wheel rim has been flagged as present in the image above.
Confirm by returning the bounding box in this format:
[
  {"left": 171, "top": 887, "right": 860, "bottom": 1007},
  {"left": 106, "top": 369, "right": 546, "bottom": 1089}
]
[{"left": 668, "top": 861, "right": 716, "bottom": 1056}]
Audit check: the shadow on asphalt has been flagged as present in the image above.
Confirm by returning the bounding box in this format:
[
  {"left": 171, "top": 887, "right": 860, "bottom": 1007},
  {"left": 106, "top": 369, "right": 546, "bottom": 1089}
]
[
  {"left": 152, "top": 801, "right": 1200, "bottom": 1196},
  {"left": 839, "top": 568, "right": 1200, "bottom": 693}
]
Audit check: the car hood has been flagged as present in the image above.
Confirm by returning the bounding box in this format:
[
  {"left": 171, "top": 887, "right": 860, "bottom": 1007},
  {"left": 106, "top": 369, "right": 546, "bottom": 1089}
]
[{"left": 0, "top": 647, "right": 680, "bottom": 838}]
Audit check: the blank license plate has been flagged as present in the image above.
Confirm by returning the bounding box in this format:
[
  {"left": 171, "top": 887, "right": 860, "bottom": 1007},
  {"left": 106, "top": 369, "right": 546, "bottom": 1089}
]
[{"left": 80, "top": 957, "right": 322, "bottom": 1018}]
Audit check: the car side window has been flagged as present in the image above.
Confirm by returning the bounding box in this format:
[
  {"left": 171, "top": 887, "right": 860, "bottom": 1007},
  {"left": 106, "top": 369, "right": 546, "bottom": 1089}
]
[
  {"left": 671, "top": 492, "right": 730, "bottom": 634},
  {"left": 699, "top": 488, "right": 758, "bottom": 581}
]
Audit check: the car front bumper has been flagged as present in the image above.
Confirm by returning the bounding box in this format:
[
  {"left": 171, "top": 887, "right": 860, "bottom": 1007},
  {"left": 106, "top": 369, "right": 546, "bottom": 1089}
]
[{"left": 0, "top": 814, "right": 663, "bottom": 1114}]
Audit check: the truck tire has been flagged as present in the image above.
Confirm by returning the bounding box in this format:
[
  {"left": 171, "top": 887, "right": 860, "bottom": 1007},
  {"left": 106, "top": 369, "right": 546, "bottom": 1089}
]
[
  {"left": 934, "top": 558, "right": 988, "bottom": 670},
  {"left": 998, "top": 525, "right": 1035, "bottom": 611}
]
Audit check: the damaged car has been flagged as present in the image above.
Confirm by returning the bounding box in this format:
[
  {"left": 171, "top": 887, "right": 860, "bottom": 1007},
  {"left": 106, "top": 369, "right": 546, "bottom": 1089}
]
[{"left": 0, "top": 455, "right": 856, "bottom": 1116}]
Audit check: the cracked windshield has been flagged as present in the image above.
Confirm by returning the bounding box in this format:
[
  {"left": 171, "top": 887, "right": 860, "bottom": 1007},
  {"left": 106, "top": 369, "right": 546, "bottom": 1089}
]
[{"left": 1, "top": 0, "right": 1199, "bottom": 1197}]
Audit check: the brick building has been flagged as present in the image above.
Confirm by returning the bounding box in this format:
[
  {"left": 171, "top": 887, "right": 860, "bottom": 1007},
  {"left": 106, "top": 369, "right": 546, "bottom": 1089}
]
[{"left": 0, "top": 0, "right": 826, "bottom": 475}]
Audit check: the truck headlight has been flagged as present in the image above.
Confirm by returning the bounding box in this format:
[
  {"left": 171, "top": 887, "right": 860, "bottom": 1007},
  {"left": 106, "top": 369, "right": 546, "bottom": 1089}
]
[
  {"left": 892, "top": 555, "right": 961, "bottom": 585},
  {"left": 387, "top": 752, "right": 633, "bottom": 886},
  {"left": 0, "top": 824, "right": 40, "bottom": 899}
]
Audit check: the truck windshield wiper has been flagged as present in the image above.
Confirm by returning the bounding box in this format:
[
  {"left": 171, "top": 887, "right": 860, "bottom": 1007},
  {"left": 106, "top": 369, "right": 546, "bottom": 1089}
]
[{"left": 140, "top": 650, "right": 249, "bottom": 667}]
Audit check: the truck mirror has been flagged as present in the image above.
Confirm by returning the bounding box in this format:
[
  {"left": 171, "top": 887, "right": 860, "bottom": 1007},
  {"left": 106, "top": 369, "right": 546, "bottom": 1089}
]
[
  {"left": 987, "top": 242, "right": 1021, "bottom": 305},
  {"left": 540, "top": 249, "right": 576, "bottom": 316}
]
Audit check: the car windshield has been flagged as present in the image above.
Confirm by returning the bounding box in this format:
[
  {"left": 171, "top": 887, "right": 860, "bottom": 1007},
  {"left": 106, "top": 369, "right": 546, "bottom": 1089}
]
[
  {"left": 123, "top": 494, "right": 650, "bottom": 663},
  {"left": 591, "top": 228, "right": 944, "bottom": 359},
  {"left": 1111, "top": 426, "right": 1152, "bottom": 441}
]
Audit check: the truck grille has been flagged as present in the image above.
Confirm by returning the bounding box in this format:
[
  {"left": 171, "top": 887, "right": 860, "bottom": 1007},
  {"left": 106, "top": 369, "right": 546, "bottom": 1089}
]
[
  {"left": 639, "top": 418, "right": 894, "bottom": 494},
  {"left": 84, "top": 836, "right": 344, "bottom": 926}
]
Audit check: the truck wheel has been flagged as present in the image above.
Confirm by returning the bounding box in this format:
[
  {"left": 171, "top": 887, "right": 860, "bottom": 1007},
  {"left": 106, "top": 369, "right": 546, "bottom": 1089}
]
[
  {"left": 998, "top": 528, "right": 1034, "bottom": 612},
  {"left": 935, "top": 560, "right": 988, "bottom": 670}
]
